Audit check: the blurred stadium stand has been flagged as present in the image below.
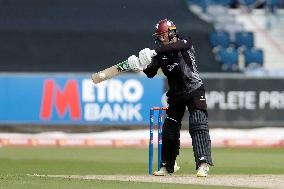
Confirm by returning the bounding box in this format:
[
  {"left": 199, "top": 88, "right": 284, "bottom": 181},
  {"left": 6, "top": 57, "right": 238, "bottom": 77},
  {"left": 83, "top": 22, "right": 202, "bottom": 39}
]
[
  {"left": 0, "top": 0, "right": 220, "bottom": 72},
  {"left": 233, "top": 10, "right": 284, "bottom": 72},
  {"left": 216, "top": 47, "right": 239, "bottom": 71},
  {"left": 210, "top": 31, "right": 231, "bottom": 49},
  {"left": 186, "top": 0, "right": 284, "bottom": 73},
  {"left": 243, "top": 47, "right": 264, "bottom": 68},
  {"left": 235, "top": 31, "right": 254, "bottom": 49}
]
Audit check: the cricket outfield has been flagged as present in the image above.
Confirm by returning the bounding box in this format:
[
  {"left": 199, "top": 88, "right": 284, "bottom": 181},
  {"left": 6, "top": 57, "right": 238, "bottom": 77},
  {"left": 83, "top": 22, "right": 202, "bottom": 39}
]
[{"left": 0, "top": 147, "right": 283, "bottom": 189}]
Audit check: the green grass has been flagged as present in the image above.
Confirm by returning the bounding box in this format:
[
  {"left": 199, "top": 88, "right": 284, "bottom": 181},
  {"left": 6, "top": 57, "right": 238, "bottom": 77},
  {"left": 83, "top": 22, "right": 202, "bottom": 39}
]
[{"left": 0, "top": 147, "right": 283, "bottom": 189}]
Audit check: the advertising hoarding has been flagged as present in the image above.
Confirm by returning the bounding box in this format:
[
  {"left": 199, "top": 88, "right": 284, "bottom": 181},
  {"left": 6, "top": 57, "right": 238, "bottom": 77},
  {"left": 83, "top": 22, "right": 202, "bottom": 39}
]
[{"left": 0, "top": 74, "right": 164, "bottom": 125}]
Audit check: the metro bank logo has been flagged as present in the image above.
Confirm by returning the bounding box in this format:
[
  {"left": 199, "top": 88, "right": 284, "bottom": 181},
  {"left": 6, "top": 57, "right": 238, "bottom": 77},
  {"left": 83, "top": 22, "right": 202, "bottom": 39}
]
[
  {"left": 40, "top": 79, "right": 82, "bottom": 120},
  {"left": 39, "top": 78, "right": 148, "bottom": 123}
]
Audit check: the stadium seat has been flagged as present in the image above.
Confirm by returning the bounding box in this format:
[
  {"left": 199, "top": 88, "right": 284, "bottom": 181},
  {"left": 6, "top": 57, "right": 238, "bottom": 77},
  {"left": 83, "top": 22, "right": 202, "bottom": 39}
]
[
  {"left": 266, "top": 0, "right": 281, "bottom": 7},
  {"left": 268, "top": 0, "right": 280, "bottom": 5},
  {"left": 243, "top": 48, "right": 264, "bottom": 69},
  {"left": 213, "top": 0, "right": 234, "bottom": 6},
  {"left": 210, "top": 31, "right": 230, "bottom": 48},
  {"left": 241, "top": 0, "right": 256, "bottom": 5},
  {"left": 235, "top": 31, "right": 254, "bottom": 49},
  {"left": 216, "top": 47, "right": 239, "bottom": 71},
  {"left": 221, "top": 23, "right": 244, "bottom": 41}
]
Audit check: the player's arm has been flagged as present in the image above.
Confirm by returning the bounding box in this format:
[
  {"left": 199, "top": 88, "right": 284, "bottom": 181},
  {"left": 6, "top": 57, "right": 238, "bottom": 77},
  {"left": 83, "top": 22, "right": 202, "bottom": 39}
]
[
  {"left": 143, "top": 56, "right": 160, "bottom": 78},
  {"left": 155, "top": 38, "right": 192, "bottom": 54}
]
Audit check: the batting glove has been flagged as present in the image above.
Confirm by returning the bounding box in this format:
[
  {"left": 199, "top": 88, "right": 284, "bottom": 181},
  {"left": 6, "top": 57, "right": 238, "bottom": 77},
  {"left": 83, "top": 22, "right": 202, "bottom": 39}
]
[
  {"left": 128, "top": 55, "right": 143, "bottom": 72},
  {"left": 139, "top": 48, "right": 157, "bottom": 67}
]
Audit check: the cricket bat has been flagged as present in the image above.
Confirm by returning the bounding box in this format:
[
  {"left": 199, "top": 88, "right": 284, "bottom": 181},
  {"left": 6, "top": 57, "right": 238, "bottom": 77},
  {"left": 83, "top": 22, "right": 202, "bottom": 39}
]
[{"left": 91, "top": 60, "right": 130, "bottom": 84}]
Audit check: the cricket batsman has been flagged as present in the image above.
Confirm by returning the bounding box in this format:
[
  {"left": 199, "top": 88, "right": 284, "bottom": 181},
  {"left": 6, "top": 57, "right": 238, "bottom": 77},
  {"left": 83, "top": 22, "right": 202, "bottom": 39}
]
[{"left": 127, "top": 19, "right": 213, "bottom": 177}]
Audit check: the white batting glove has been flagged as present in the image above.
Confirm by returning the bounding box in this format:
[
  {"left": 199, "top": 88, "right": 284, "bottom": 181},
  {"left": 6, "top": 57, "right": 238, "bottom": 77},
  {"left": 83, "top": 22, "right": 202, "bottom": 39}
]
[
  {"left": 139, "top": 48, "right": 157, "bottom": 67},
  {"left": 127, "top": 55, "right": 143, "bottom": 72}
]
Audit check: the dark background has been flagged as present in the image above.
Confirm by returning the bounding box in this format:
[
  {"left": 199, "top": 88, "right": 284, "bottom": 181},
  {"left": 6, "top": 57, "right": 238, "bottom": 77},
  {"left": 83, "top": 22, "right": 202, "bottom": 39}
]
[{"left": 0, "top": 0, "right": 219, "bottom": 72}]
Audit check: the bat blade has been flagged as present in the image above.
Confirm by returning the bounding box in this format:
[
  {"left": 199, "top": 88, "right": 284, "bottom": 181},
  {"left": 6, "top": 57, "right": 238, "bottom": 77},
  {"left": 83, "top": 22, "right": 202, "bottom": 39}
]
[{"left": 91, "top": 60, "right": 130, "bottom": 84}]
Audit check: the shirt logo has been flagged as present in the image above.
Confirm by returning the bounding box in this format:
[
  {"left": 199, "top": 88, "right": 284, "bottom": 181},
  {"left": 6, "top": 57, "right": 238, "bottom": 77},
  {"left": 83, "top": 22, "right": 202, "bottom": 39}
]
[
  {"left": 162, "top": 56, "right": 168, "bottom": 60},
  {"left": 167, "top": 63, "right": 178, "bottom": 71}
]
